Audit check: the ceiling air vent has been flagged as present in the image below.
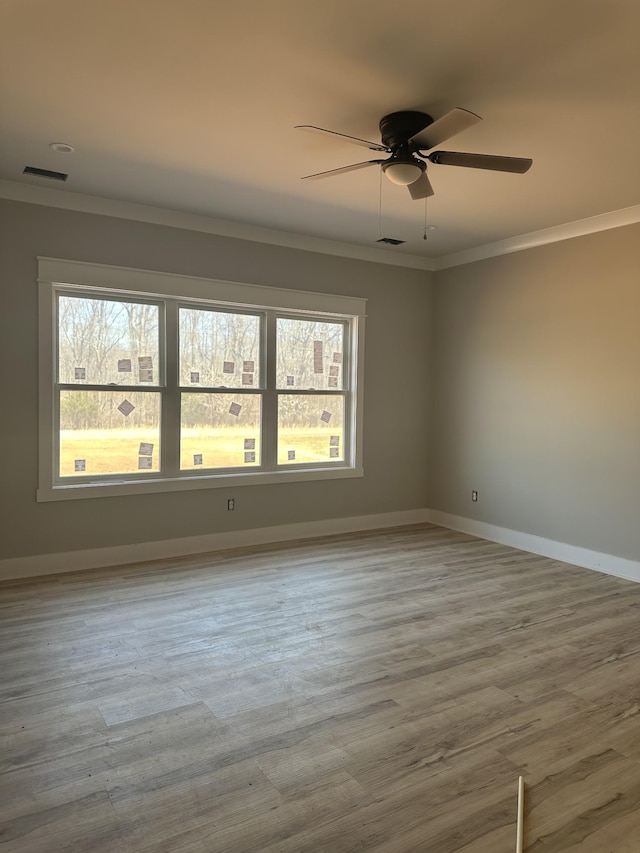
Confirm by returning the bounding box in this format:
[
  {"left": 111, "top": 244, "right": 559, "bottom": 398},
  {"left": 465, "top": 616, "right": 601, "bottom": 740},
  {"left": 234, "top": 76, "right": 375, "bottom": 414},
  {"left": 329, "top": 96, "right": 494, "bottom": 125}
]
[
  {"left": 376, "top": 237, "right": 405, "bottom": 246},
  {"left": 23, "top": 166, "right": 68, "bottom": 181}
]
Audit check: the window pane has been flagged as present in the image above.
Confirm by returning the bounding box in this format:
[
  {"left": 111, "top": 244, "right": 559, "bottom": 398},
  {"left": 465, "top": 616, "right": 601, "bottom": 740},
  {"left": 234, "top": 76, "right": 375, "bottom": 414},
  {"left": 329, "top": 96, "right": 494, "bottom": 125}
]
[
  {"left": 181, "top": 393, "right": 261, "bottom": 470},
  {"left": 276, "top": 318, "right": 344, "bottom": 390},
  {"left": 179, "top": 308, "right": 261, "bottom": 388},
  {"left": 58, "top": 295, "right": 159, "bottom": 386},
  {"left": 278, "top": 395, "right": 344, "bottom": 464},
  {"left": 59, "top": 390, "right": 160, "bottom": 477}
]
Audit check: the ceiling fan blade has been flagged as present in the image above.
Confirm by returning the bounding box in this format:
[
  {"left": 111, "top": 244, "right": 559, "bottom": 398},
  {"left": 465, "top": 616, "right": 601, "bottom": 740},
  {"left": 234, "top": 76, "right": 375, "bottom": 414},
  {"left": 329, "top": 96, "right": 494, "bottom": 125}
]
[
  {"left": 296, "top": 125, "right": 388, "bottom": 152},
  {"left": 428, "top": 151, "right": 533, "bottom": 173},
  {"left": 301, "top": 160, "right": 384, "bottom": 180},
  {"left": 410, "top": 108, "right": 481, "bottom": 150},
  {"left": 408, "top": 172, "right": 434, "bottom": 200}
]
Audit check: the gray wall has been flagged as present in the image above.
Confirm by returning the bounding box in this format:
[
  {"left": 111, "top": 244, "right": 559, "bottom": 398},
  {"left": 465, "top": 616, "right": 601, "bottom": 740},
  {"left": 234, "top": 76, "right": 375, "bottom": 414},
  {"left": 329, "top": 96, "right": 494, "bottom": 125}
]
[
  {"left": 428, "top": 223, "right": 640, "bottom": 561},
  {"left": 0, "top": 199, "right": 433, "bottom": 560},
  {"left": 2, "top": 197, "right": 638, "bottom": 567}
]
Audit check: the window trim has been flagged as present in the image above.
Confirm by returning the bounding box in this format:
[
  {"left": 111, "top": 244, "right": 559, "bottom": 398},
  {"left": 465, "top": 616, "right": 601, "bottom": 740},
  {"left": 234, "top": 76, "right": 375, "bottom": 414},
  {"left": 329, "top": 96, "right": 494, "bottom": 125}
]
[{"left": 37, "top": 258, "right": 366, "bottom": 502}]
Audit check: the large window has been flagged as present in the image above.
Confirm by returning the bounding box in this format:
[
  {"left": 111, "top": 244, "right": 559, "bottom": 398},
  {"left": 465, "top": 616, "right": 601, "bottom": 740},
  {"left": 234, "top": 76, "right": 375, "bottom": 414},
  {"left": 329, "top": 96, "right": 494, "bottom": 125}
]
[{"left": 38, "top": 259, "right": 365, "bottom": 500}]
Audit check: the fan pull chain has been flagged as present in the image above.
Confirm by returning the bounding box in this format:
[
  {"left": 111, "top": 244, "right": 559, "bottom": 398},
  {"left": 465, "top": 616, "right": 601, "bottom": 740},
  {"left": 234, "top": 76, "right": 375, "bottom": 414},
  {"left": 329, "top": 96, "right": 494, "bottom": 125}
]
[
  {"left": 378, "top": 167, "right": 383, "bottom": 239},
  {"left": 423, "top": 193, "right": 429, "bottom": 240}
]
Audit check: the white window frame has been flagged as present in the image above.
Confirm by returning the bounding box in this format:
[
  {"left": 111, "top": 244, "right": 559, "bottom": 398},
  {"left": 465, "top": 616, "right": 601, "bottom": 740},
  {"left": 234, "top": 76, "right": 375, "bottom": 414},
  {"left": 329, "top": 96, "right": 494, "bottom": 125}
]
[{"left": 37, "top": 258, "right": 366, "bottom": 502}]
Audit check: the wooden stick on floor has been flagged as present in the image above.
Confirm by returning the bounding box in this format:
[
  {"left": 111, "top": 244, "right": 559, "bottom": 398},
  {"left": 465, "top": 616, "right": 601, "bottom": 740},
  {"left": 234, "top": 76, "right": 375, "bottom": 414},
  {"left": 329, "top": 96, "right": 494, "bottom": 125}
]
[{"left": 515, "top": 775, "right": 525, "bottom": 853}]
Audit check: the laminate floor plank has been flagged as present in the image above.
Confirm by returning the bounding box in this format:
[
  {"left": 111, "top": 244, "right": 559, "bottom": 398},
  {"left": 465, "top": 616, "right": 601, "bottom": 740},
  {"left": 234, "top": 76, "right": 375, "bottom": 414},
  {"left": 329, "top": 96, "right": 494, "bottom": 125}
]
[{"left": 2, "top": 523, "right": 640, "bottom": 850}]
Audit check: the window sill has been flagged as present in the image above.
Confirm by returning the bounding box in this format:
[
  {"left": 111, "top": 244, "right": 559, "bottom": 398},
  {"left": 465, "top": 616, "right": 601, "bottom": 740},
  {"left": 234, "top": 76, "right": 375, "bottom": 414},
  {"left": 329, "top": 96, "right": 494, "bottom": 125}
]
[{"left": 37, "top": 465, "right": 364, "bottom": 502}]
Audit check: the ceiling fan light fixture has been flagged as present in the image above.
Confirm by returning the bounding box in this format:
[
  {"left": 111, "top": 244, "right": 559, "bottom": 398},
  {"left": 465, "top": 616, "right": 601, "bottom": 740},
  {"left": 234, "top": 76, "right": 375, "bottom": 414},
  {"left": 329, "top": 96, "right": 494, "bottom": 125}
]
[{"left": 382, "top": 159, "right": 424, "bottom": 186}]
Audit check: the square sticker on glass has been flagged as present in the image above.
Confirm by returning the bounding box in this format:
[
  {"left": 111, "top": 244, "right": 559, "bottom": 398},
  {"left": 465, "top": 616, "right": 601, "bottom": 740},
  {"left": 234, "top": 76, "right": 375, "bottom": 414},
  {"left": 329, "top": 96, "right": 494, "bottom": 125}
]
[
  {"left": 229, "top": 402, "right": 242, "bottom": 417},
  {"left": 244, "top": 438, "right": 255, "bottom": 450},
  {"left": 118, "top": 399, "right": 135, "bottom": 417},
  {"left": 244, "top": 451, "right": 256, "bottom": 463},
  {"left": 288, "top": 450, "right": 296, "bottom": 461},
  {"left": 74, "top": 459, "right": 86, "bottom": 472},
  {"left": 138, "top": 456, "right": 153, "bottom": 469},
  {"left": 139, "top": 442, "right": 154, "bottom": 456},
  {"left": 190, "top": 371, "right": 200, "bottom": 384},
  {"left": 193, "top": 453, "right": 203, "bottom": 465},
  {"left": 313, "top": 340, "right": 324, "bottom": 374},
  {"left": 118, "top": 359, "right": 132, "bottom": 373},
  {"left": 330, "top": 435, "right": 340, "bottom": 446},
  {"left": 320, "top": 410, "right": 332, "bottom": 424},
  {"left": 138, "top": 356, "right": 153, "bottom": 383},
  {"left": 242, "top": 373, "right": 254, "bottom": 385},
  {"left": 223, "top": 361, "right": 235, "bottom": 374},
  {"left": 243, "top": 360, "right": 255, "bottom": 373},
  {"left": 74, "top": 367, "right": 86, "bottom": 380}
]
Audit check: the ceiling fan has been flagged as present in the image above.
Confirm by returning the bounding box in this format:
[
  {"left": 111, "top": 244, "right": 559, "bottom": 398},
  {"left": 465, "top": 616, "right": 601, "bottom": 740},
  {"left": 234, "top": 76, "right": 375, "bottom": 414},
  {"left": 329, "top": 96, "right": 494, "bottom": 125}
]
[{"left": 296, "top": 108, "right": 532, "bottom": 199}]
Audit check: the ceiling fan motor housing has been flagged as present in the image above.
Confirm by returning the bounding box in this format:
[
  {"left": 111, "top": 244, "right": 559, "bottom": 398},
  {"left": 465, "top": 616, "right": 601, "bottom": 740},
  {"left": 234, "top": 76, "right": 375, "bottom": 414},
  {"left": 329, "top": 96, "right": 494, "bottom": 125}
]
[{"left": 379, "top": 111, "right": 433, "bottom": 151}]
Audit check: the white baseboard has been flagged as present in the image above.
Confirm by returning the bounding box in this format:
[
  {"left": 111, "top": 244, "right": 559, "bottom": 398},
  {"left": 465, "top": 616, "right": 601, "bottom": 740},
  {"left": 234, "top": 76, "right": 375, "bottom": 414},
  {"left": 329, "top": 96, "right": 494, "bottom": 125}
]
[
  {"left": 4, "top": 507, "right": 638, "bottom": 585},
  {"left": 424, "top": 509, "right": 640, "bottom": 584},
  {"left": 0, "top": 508, "right": 431, "bottom": 582}
]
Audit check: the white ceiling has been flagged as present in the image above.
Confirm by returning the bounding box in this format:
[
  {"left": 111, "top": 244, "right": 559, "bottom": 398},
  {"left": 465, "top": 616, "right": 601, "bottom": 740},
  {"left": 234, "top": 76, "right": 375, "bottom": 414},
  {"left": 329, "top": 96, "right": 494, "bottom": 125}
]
[{"left": 1, "top": 0, "right": 639, "bottom": 260}]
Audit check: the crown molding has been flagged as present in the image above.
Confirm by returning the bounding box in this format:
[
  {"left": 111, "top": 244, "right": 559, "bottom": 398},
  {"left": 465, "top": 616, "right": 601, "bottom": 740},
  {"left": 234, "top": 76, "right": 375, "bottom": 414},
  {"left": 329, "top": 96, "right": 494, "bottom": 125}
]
[
  {"left": 434, "top": 205, "right": 640, "bottom": 270},
  {"left": 0, "top": 180, "right": 435, "bottom": 271},
  {"left": 2, "top": 179, "right": 638, "bottom": 272}
]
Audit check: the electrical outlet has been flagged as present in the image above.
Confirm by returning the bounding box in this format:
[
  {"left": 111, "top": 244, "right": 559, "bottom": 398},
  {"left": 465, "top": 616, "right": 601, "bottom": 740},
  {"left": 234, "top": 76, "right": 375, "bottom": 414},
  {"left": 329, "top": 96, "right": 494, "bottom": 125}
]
[
  {"left": 227, "top": 498, "right": 235, "bottom": 511},
  {"left": 471, "top": 490, "right": 478, "bottom": 502}
]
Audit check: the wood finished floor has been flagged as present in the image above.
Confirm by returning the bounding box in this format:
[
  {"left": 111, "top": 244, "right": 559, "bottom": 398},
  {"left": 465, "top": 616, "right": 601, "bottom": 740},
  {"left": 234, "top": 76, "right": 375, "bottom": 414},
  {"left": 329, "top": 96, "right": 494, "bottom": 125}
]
[{"left": 2, "top": 524, "right": 640, "bottom": 852}]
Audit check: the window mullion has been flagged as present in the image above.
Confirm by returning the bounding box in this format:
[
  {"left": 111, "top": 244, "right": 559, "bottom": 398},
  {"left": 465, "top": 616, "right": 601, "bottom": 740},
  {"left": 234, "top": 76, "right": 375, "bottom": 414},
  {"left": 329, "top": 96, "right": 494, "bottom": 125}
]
[
  {"left": 263, "top": 311, "right": 277, "bottom": 471},
  {"left": 343, "top": 318, "right": 353, "bottom": 466},
  {"left": 163, "top": 300, "right": 180, "bottom": 476}
]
